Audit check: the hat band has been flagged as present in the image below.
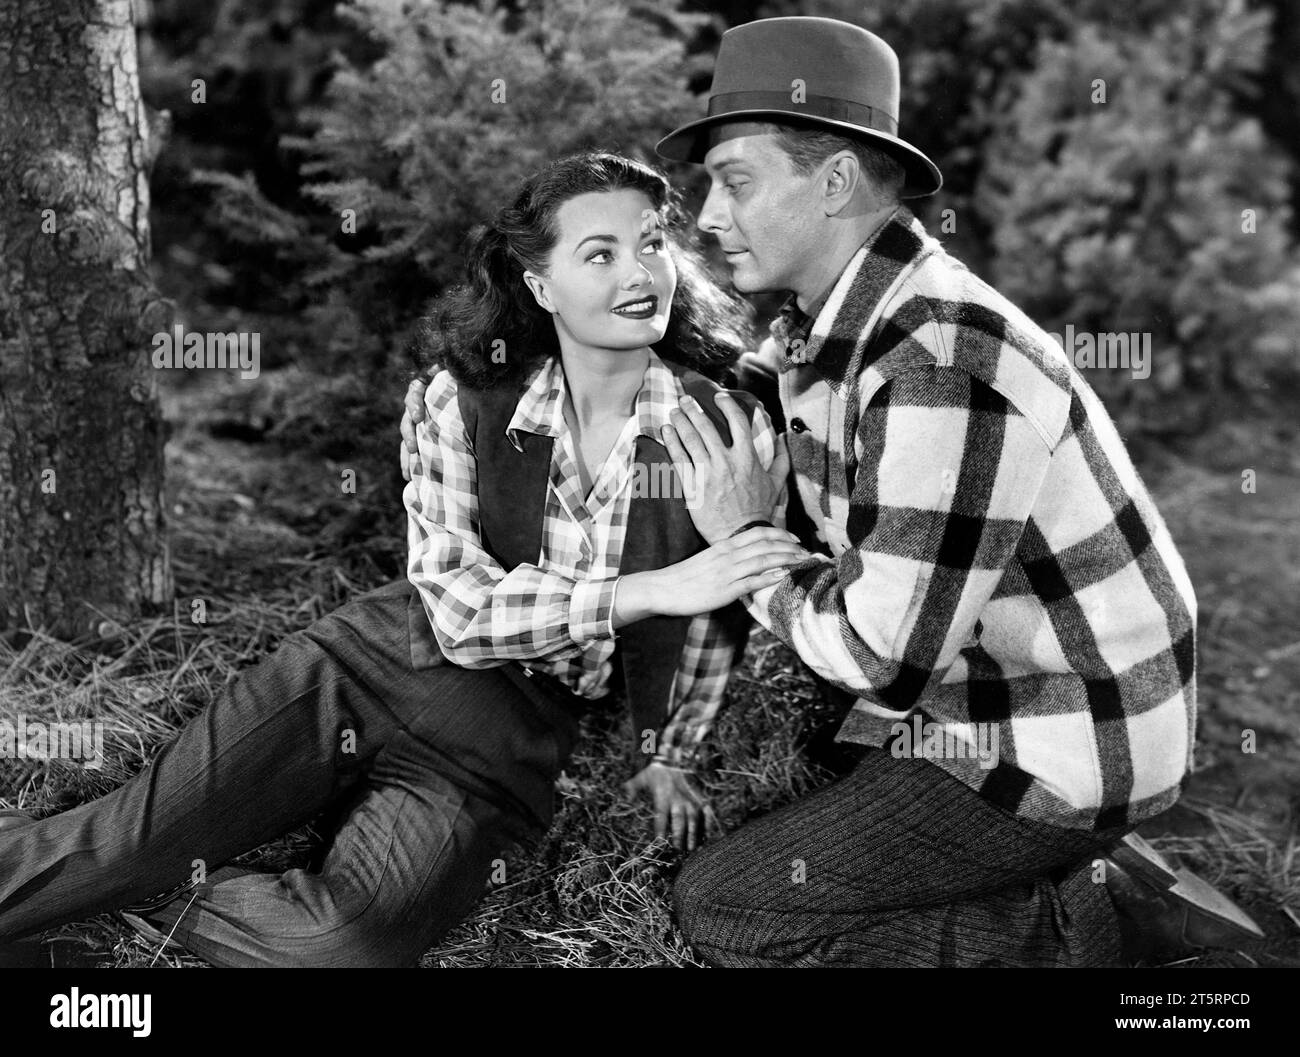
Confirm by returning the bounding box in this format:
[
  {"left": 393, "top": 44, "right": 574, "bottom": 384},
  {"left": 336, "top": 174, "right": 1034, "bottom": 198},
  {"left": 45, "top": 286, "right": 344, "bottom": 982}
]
[{"left": 706, "top": 91, "right": 899, "bottom": 136}]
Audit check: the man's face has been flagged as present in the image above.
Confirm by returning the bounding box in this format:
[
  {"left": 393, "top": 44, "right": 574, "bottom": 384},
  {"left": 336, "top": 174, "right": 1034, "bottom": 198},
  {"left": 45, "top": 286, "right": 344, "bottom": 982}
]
[{"left": 697, "top": 125, "right": 824, "bottom": 296}]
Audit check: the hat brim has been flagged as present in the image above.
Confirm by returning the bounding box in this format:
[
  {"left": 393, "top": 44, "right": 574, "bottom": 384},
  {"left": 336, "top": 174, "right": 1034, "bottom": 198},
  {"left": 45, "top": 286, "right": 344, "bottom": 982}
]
[{"left": 655, "top": 110, "right": 942, "bottom": 199}]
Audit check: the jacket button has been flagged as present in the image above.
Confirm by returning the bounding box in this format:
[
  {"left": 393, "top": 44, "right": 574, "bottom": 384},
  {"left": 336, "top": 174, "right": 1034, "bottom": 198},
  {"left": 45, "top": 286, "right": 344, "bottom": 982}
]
[{"left": 790, "top": 417, "right": 808, "bottom": 433}]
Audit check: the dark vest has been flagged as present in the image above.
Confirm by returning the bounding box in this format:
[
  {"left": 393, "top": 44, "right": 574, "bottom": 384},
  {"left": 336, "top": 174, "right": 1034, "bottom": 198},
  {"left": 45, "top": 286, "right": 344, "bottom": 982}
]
[{"left": 407, "top": 360, "right": 756, "bottom": 744}]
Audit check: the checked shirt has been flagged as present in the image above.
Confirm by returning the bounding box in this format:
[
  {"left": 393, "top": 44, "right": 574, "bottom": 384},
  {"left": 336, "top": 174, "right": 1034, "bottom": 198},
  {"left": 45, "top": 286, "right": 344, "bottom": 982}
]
[
  {"left": 405, "top": 350, "right": 777, "bottom": 768},
  {"left": 749, "top": 207, "right": 1198, "bottom": 831}
]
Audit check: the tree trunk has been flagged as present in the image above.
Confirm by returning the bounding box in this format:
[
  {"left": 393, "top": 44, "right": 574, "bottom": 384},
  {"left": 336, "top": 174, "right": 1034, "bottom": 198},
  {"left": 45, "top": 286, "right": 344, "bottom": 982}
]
[{"left": 0, "top": 0, "right": 171, "bottom": 639}]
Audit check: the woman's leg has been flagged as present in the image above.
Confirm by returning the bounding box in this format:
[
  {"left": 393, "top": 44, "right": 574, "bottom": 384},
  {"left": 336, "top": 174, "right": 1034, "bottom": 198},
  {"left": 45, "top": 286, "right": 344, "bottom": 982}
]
[
  {"left": 133, "top": 776, "right": 523, "bottom": 966},
  {"left": 0, "top": 579, "right": 575, "bottom": 946},
  {"left": 134, "top": 655, "right": 577, "bottom": 966}
]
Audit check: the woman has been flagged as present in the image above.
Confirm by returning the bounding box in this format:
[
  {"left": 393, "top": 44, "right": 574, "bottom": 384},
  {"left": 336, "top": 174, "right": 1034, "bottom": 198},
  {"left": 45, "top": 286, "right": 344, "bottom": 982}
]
[{"left": 0, "top": 152, "right": 804, "bottom": 967}]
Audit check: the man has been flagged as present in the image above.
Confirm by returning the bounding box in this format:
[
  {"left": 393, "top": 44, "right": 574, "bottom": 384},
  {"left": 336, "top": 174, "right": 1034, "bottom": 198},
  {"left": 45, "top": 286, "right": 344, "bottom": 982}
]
[
  {"left": 400, "top": 17, "right": 1261, "bottom": 967},
  {"left": 651, "top": 16, "right": 1260, "bottom": 966}
]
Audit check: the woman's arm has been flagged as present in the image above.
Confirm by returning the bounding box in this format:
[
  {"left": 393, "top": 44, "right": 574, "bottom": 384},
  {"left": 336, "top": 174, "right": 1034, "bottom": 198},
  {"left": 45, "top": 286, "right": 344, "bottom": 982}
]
[
  {"left": 405, "top": 371, "right": 804, "bottom": 670},
  {"left": 622, "top": 395, "right": 782, "bottom": 851},
  {"left": 404, "top": 370, "right": 620, "bottom": 667},
  {"left": 651, "top": 609, "right": 747, "bottom": 769},
  {"left": 653, "top": 392, "right": 779, "bottom": 758}
]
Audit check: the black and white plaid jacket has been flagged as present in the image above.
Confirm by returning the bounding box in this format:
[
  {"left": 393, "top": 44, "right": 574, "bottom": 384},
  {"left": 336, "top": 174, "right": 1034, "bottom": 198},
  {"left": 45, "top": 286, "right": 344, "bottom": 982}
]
[{"left": 747, "top": 207, "right": 1197, "bottom": 831}]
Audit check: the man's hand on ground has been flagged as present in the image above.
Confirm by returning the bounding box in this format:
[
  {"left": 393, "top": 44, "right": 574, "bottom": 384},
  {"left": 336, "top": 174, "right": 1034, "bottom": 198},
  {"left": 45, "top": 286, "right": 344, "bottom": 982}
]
[
  {"left": 399, "top": 376, "right": 429, "bottom": 482},
  {"left": 662, "top": 391, "right": 790, "bottom": 544},
  {"left": 623, "top": 762, "right": 718, "bottom": 853}
]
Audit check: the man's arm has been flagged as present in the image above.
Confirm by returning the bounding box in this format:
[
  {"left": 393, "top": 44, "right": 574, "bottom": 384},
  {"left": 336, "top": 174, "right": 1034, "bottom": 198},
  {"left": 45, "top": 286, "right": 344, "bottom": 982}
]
[{"left": 746, "top": 368, "right": 1053, "bottom": 710}]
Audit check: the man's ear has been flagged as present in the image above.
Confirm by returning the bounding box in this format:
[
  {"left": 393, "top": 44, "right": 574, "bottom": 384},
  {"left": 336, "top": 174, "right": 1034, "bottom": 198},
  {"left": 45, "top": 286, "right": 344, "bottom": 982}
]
[
  {"left": 822, "top": 151, "right": 861, "bottom": 217},
  {"left": 522, "top": 271, "right": 556, "bottom": 314}
]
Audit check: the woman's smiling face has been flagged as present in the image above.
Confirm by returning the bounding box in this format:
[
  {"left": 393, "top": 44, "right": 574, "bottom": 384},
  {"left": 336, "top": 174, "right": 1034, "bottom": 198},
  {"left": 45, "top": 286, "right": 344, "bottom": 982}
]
[{"left": 523, "top": 188, "right": 677, "bottom": 353}]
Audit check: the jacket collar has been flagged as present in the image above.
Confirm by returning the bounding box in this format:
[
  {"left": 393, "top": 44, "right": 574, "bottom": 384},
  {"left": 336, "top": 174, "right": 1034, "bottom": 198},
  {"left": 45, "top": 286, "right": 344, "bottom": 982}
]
[{"left": 770, "top": 205, "right": 931, "bottom": 389}]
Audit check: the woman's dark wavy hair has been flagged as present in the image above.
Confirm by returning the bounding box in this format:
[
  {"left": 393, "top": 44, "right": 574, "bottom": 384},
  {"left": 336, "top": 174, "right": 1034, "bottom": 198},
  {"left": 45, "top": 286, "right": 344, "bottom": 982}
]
[{"left": 417, "top": 152, "right": 753, "bottom": 389}]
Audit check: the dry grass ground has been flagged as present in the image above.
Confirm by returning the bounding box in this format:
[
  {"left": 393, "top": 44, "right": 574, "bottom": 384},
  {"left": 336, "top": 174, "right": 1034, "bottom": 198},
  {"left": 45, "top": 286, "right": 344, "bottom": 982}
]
[{"left": 1, "top": 374, "right": 1297, "bottom": 968}]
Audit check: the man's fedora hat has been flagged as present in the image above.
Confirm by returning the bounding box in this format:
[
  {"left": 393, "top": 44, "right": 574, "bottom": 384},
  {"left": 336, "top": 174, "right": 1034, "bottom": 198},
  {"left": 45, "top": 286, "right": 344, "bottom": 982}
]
[{"left": 656, "top": 17, "right": 942, "bottom": 198}]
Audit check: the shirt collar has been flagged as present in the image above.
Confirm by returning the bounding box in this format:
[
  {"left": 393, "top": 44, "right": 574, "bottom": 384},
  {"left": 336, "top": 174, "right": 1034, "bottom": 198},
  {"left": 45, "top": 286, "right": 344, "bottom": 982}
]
[
  {"left": 768, "top": 205, "right": 922, "bottom": 364},
  {"left": 505, "top": 348, "right": 680, "bottom": 452},
  {"left": 772, "top": 289, "right": 829, "bottom": 351},
  {"left": 505, "top": 357, "right": 566, "bottom": 448}
]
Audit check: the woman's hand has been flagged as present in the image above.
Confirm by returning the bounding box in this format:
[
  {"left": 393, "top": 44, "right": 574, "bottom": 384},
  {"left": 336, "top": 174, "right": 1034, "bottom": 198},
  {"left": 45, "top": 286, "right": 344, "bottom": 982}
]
[
  {"left": 613, "top": 526, "right": 812, "bottom": 625},
  {"left": 622, "top": 762, "right": 717, "bottom": 853}
]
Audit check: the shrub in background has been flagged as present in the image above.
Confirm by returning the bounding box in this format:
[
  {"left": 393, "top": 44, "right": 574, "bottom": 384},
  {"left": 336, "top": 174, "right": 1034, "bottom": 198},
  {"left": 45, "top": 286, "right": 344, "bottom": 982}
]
[
  {"left": 977, "top": 0, "right": 1299, "bottom": 438},
  {"left": 138, "top": 0, "right": 1300, "bottom": 519}
]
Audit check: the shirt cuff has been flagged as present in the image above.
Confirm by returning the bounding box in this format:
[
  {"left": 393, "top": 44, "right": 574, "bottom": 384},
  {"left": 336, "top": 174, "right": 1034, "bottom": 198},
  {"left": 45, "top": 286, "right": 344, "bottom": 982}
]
[
  {"left": 743, "top": 581, "right": 779, "bottom": 630},
  {"left": 569, "top": 576, "right": 619, "bottom": 644},
  {"left": 744, "top": 553, "right": 833, "bottom": 629}
]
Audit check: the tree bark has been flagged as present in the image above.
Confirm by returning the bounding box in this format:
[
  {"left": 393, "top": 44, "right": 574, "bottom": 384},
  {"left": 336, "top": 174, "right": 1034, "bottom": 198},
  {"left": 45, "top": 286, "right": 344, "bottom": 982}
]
[{"left": 0, "top": 0, "right": 171, "bottom": 639}]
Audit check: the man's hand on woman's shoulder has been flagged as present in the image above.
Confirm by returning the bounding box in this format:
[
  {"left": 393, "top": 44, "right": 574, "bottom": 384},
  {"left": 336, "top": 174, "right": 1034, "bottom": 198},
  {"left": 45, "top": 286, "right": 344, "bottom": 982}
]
[{"left": 662, "top": 389, "right": 791, "bottom": 544}]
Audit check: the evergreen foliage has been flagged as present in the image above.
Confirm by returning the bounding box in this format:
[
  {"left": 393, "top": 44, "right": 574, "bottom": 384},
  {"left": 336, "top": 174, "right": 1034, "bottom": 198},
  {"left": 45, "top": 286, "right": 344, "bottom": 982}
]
[{"left": 138, "top": 0, "right": 1300, "bottom": 482}]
